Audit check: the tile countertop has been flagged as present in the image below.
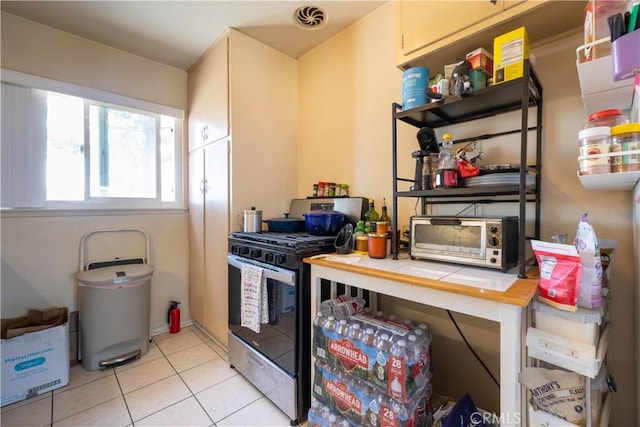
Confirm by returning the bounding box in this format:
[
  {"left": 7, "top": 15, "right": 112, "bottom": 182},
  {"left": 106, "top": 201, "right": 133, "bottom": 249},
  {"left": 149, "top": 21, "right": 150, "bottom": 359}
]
[{"left": 304, "top": 252, "right": 540, "bottom": 307}]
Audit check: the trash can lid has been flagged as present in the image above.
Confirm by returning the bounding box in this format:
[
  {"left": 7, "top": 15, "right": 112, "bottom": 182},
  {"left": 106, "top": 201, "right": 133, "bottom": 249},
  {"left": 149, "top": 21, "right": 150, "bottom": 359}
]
[{"left": 75, "top": 264, "right": 154, "bottom": 286}]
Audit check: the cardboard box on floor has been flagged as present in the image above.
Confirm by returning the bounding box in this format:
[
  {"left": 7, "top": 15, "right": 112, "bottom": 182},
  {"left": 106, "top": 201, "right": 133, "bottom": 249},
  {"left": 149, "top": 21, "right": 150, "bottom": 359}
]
[{"left": 1, "top": 307, "right": 70, "bottom": 407}]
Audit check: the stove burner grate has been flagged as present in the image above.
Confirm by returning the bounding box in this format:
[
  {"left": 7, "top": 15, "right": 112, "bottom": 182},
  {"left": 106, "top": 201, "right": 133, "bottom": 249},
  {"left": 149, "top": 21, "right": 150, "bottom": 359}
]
[{"left": 229, "top": 231, "right": 335, "bottom": 249}]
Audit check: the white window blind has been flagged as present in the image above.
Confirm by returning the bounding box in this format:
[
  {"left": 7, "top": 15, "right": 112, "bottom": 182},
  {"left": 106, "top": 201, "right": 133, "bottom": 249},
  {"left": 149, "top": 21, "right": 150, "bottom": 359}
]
[{"left": 1, "top": 82, "right": 47, "bottom": 208}]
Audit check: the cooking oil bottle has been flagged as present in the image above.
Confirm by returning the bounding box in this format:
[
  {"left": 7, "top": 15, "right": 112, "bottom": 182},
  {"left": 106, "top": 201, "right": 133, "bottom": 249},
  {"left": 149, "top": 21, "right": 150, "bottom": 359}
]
[{"left": 435, "top": 133, "right": 459, "bottom": 189}]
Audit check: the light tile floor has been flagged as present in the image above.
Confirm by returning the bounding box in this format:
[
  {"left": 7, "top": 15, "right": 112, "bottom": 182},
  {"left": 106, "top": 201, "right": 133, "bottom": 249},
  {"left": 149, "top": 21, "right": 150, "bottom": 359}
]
[{"left": 1, "top": 325, "right": 304, "bottom": 427}]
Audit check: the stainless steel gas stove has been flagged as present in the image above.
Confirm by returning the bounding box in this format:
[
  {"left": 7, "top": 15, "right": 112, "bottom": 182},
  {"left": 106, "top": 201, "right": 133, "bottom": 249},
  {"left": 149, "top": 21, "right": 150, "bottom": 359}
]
[{"left": 227, "top": 197, "right": 367, "bottom": 425}]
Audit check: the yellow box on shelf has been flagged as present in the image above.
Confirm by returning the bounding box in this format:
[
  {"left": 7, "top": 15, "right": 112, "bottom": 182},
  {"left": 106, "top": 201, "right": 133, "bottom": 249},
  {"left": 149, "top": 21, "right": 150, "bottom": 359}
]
[{"left": 493, "top": 26, "right": 529, "bottom": 85}]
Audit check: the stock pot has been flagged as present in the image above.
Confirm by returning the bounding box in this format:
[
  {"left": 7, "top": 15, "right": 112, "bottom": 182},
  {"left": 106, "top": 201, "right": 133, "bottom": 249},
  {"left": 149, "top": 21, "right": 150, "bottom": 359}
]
[
  {"left": 263, "top": 213, "right": 306, "bottom": 233},
  {"left": 304, "top": 206, "right": 346, "bottom": 236}
]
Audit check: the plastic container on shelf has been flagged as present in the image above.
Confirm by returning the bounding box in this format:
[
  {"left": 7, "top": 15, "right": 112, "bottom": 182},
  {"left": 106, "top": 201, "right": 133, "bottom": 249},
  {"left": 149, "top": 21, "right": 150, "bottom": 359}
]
[
  {"left": 583, "top": 109, "right": 629, "bottom": 129},
  {"left": 610, "top": 122, "right": 640, "bottom": 172},
  {"left": 434, "top": 133, "right": 459, "bottom": 188},
  {"left": 578, "top": 126, "right": 612, "bottom": 175},
  {"left": 583, "top": 0, "right": 631, "bottom": 61},
  {"left": 532, "top": 300, "right": 606, "bottom": 346}
]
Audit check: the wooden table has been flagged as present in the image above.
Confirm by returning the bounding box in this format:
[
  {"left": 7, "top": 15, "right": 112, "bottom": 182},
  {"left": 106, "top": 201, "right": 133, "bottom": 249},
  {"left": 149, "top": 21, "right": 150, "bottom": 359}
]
[{"left": 305, "top": 253, "right": 539, "bottom": 426}]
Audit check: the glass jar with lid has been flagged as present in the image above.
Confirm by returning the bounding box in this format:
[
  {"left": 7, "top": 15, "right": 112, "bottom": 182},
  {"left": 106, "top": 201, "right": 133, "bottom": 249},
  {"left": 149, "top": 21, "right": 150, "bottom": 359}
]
[{"left": 610, "top": 123, "right": 640, "bottom": 173}]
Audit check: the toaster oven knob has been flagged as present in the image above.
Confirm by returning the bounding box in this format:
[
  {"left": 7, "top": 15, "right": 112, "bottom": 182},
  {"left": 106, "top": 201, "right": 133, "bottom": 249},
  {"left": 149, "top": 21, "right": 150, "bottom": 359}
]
[
  {"left": 488, "top": 236, "right": 500, "bottom": 247},
  {"left": 489, "top": 226, "right": 499, "bottom": 234},
  {"left": 490, "top": 257, "right": 497, "bottom": 264}
]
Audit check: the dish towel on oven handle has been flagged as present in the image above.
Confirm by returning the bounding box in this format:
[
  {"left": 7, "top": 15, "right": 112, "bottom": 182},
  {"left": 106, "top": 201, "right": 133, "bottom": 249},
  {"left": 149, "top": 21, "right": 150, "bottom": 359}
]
[{"left": 240, "top": 263, "right": 269, "bottom": 333}]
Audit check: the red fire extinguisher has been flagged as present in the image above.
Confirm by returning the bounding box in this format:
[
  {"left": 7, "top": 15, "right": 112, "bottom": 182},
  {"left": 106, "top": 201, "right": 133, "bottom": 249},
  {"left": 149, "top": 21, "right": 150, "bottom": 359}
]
[{"left": 168, "top": 301, "right": 181, "bottom": 334}]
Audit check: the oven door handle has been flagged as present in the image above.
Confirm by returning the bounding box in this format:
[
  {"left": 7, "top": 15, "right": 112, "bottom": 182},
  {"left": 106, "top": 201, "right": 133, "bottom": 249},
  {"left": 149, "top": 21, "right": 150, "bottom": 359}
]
[
  {"left": 429, "top": 218, "right": 462, "bottom": 226},
  {"left": 227, "top": 254, "right": 296, "bottom": 286}
]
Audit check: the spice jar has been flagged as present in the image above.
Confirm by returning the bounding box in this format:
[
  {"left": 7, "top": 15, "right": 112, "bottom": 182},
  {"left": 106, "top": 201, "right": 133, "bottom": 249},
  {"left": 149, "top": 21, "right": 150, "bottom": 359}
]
[
  {"left": 368, "top": 233, "right": 388, "bottom": 259},
  {"left": 328, "top": 182, "right": 336, "bottom": 197},
  {"left": 313, "top": 183, "right": 319, "bottom": 197},
  {"left": 578, "top": 126, "right": 611, "bottom": 175},
  {"left": 355, "top": 234, "right": 368, "bottom": 252},
  {"left": 339, "top": 184, "right": 349, "bottom": 196},
  {"left": 610, "top": 123, "right": 640, "bottom": 173}
]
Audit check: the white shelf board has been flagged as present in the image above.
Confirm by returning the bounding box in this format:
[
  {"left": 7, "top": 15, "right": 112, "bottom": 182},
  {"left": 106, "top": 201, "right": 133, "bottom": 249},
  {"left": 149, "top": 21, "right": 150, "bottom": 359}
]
[
  {"left": 577, "top": 170, "right": 640, "bottom": 190},
  {"left": 576, "top": 40, "right": 634, "bottom": 114}
]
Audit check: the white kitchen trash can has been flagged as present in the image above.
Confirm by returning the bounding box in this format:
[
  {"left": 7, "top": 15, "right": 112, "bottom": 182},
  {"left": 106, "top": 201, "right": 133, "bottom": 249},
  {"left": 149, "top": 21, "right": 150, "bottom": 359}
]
[{"left": 76, "top": 263, "right": 153, "bottom": 370}]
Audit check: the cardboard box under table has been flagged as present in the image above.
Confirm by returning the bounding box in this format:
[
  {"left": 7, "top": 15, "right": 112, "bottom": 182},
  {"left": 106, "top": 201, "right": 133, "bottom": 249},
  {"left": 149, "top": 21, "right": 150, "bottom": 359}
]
[{"left": 1, "top": 308, "right": 70, "bottom": 407}]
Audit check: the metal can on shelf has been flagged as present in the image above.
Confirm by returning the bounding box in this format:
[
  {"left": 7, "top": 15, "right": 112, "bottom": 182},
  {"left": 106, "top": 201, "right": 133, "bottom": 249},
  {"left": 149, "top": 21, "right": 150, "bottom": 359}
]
[
  {"left": 610, "top": 123, "right": 640, "bottom": 173},
  {"left": 578, "top": 126, "right": 611, "bottom": 175}
]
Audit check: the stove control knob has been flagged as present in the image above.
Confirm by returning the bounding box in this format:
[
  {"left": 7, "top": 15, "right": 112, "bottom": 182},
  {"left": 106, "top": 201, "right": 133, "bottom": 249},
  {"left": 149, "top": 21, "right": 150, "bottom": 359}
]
[
  {"left": 251, "top": 249, "right": 262, "bottom": 259},
  {"left": 275, "top": 254, "right": 287, "bottom": 265},
  {"left": 265, "top": 253, "right": 274, "bottom": 263},
  {"left": 240, "top": 247, "right": 250, "bottom": 255}
]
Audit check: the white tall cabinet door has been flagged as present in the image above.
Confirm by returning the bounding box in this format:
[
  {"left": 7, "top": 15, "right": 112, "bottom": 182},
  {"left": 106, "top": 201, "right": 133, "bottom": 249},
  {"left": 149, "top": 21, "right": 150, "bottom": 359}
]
[
  {"left": 188, "top": 37, "right": 229, "bottom": 152},
  {"left": 203, "top": 140, "right": 230, "bottom": 342},
  {"left": 187, "top": 29, "right": 297, "bottom": 346},
  {"left": 188, "top": 149, "right": 206, "bottom": 325}
]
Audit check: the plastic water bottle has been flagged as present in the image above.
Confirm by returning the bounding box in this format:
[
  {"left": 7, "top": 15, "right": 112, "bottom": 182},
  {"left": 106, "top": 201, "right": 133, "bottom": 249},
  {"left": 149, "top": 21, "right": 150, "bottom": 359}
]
[
  {"left": 361, "top": 327, "right": 377, "bottom": 349},
  {"left": 374, "top": 333, "right": 391, "bottom": 382},
  {"left": 435, "top": 133, "right": 459, "bottom": 189},
  {"left": 323, "top": 315, "right": 337, "bottom": 335},
  {"left": 390, "top": 339, "right": 408, "bottom": 400},
  {"left": 335, "top": 319, "right": 349, "bottom": 337},
  {"left": 347, "top": 322, "right": 363, "bottom": 342},
  {"left": 313, "top": 312, "right": 326, "bottom": 350},
  {"left": 407, "top": 334, "right": 426, "bottom": 388}
]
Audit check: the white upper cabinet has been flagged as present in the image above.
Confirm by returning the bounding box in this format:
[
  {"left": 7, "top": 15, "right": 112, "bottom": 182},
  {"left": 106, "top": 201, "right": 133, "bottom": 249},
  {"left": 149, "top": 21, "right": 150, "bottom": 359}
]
[
  {"left": 187, "top": 37, "right": 229, "bottom": 152},
  {"left": 398, "top": 0, "right": 503, "bottom": 59},
  {"left": 396, "top": 0, "right": 587, "bottom": 74}
]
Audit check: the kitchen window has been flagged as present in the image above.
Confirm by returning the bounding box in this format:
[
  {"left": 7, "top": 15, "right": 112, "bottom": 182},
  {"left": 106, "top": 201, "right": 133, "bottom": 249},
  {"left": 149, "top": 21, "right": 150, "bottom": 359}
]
[{"left": 1, "top": 70, "right": 184, "bottom": 211}]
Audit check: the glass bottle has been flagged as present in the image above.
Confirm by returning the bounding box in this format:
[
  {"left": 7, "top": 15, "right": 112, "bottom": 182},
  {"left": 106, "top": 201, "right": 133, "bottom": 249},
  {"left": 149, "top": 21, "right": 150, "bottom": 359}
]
[
  {"left": 364, "top": 200, "right": 380, "bottom": 233},
  {"left": 435, "top": 132, "right": 459, "bottom": 189},
  {"left": 421, "top": 157, "right": 431, "bottom": 190},
  {"left": 379, "top": 198, "right": 391, "bottom": 224}
]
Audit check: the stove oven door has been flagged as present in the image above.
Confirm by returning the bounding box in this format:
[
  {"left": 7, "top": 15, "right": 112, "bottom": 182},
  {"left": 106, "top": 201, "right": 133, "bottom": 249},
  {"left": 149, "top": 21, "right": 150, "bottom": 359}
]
[{"left": 227, "top": 254, "right": 297, "bottom": 377}]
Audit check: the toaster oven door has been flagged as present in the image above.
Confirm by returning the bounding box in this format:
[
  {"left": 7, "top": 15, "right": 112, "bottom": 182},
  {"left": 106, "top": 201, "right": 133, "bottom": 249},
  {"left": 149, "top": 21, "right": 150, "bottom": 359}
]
[{"left": 412, "top": 217, "right": 487, "bottom": 262}]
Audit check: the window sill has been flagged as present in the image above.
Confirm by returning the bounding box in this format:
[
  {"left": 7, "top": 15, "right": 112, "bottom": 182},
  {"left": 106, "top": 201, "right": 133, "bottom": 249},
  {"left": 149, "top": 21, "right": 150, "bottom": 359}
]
[{"left": 0, "top": 208, "right": 188, "bottom": 218}]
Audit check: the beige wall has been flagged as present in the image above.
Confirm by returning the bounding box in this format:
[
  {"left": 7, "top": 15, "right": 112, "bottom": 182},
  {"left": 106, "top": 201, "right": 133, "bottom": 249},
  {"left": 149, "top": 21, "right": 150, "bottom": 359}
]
[
  {"left": 298, "top": 2, "right": 636, "bottom": 422},
  {"left": 0, "top": 12, "right": 190, "bottom": 333},
  {"left": 1, "top": 12, "right": 187, "bottom": 110}
]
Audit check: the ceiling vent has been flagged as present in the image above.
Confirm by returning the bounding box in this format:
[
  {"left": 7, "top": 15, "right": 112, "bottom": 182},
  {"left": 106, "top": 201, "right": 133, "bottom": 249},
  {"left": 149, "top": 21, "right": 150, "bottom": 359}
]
[{"left": 293, "top": 6, "right": 328, "bottom": 30}]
